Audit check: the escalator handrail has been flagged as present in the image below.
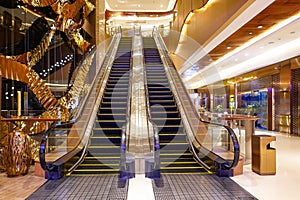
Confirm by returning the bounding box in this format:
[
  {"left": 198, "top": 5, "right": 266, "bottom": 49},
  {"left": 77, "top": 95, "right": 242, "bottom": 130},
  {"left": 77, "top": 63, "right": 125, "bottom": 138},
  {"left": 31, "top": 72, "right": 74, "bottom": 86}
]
[
  {"left": 141, "top": 38, "right": 160, "bottom": 160},
  {"left": 153, "top": 30, "right": 240, "bottom": 170},
  {"left": 39, "top": 32, "right": 122, "bottom": 171},
  {"left": 125, "top": 56, "right": 133, "bottom": 150}
]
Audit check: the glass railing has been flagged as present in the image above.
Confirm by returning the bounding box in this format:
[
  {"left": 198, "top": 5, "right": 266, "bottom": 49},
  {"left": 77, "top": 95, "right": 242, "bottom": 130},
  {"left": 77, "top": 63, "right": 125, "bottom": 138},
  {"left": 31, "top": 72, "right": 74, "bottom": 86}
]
[
  {"left": 39, "top": 32, "right": 122, "bottom": 174},
  {"left": 153, "top": 28, "right": 240, "bottom": 172}
]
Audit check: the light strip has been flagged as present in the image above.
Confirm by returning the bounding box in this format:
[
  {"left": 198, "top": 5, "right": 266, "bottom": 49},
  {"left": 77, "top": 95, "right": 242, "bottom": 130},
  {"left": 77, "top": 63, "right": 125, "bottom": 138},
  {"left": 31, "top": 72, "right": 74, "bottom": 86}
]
[
  {"left": 167, "top": 0, "right": 177, "bottom": 11},
  {"left": 175, "top": 0, "right": 215, "bottom": 54},
  {"left": 188, "top": 36, "right": 300, "bottom": 88}
]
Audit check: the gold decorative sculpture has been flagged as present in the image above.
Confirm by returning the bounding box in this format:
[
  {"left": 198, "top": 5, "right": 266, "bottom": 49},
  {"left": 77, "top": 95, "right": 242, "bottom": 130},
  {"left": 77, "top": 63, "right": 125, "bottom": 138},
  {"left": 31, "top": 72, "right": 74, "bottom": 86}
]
[
  {"left": 15, "top": 28, "right": 56, "bottom": 67},
  {"left": 0, "top": 0, "right": 96, "bottom": 176}
]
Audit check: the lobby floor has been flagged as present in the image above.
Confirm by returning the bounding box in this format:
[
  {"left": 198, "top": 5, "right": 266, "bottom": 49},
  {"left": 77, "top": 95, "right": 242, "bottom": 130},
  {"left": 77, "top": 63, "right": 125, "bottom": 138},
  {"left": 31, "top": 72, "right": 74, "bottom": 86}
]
[
  {"left": 1, "top": 130, "right": 300, "bottom": 200},
  {"left": 231, "top": 130, "right": 300, "bottom": 200}
]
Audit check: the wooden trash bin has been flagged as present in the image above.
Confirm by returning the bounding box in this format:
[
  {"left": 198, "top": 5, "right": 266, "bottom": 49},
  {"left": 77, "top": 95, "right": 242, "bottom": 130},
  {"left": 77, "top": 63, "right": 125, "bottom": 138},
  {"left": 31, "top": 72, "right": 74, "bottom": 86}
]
[{"left": 252, "top": 135, "right": 276, "bottom": 175}]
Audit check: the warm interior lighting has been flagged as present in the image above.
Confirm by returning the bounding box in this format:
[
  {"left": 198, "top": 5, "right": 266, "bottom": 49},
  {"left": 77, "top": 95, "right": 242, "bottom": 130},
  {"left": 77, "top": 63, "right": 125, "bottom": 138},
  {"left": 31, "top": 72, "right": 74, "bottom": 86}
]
[
  {"left": 227, "top": 80, "right": 236, "bottom": 85},
  {"left": 242, "top": 76, "right": 257, "bottom": 81},
  {"left": 105, "top": 0, "right": 176, "bottom": 12}
]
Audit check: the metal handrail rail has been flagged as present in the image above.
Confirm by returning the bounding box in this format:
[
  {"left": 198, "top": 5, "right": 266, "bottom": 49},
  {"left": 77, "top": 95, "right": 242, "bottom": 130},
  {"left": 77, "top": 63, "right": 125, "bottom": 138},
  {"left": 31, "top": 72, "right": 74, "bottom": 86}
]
[
  {"left": 153, "top": 29, "right": 240, "bottom": 170},
  {"left": 39, "top": 32, "right": 122, "bottom": 171},
  {"left": 125, "top": 57, "right": 133, "bottom": 151},
  {"left": 120, "top": 40, "right": 134, "bottom": 176}
]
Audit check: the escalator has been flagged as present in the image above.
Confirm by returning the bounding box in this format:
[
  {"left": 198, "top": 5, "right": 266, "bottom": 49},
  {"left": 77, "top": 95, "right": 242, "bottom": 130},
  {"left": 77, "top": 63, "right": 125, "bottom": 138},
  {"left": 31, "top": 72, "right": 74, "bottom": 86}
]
[
  {"left": 143, "top": 37, "right": 209, "bottom": 174},
  {"left": 69, "top": 37, "right": 132, "bottom": 175}
]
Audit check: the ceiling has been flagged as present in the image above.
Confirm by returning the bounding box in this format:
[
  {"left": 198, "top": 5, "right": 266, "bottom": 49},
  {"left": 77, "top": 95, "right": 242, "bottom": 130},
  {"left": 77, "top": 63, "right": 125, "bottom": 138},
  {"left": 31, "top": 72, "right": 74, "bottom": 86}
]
[
  {"left": 105, "top": 0, "right": 176, "bottom": 31},
  {"left": 104, "top": 0, "right": 300, "bottom": 89},
  {"left": 174, "top": 0, "right": 300, "bottom": 88}
]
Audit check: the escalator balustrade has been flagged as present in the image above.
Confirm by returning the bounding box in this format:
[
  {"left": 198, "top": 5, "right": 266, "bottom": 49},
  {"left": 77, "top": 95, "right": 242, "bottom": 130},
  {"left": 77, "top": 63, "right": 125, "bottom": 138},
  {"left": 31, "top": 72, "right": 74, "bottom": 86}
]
[
  {"left": 69, "top": 37, "right": 132, "bottom": 175},
  {"left": 143, "top": 38, "right": 209, "bottom": 174}
]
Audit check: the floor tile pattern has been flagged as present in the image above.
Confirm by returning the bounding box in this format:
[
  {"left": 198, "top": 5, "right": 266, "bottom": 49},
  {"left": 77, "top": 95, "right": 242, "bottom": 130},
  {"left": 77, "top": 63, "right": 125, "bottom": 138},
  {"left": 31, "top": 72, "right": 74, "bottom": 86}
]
[
  {"left": 152, "top": 174, "right": 257, "bottom": 200},
  {"left": 26, "top": 175, "right": 128, "bottom": 200}
]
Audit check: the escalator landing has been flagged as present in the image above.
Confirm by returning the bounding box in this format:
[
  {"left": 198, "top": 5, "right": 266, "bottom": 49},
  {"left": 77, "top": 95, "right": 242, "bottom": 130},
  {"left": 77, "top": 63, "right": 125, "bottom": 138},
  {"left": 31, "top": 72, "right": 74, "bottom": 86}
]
[{"left": 26, "top": 174, "right": 257, "bottom": 200}]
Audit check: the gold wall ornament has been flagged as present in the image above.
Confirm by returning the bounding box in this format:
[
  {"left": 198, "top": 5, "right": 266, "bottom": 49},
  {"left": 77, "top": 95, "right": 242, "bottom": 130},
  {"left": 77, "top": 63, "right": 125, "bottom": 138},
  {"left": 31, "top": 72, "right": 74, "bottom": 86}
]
[
  {"left": 51, "top": 0, "right": 86, "bottom": 20},
  {"left": 83, "top": 0, "right": 95, "bottom": 18},
  {"left": 0, "top": 55, "right": 30, "bottom": 83},
  {"left": 13, "top": 28, "right": 56, "bottom": 67},
  {"left": 26, "top": 69, "right": 61, "bottom": 110},
  {"left": 28, "top": 136, "right": 41, "bottom": 162},
  {"left": 4, "top": 130, "right": 32, "bottom": 177},
  {"left": 0, "top": 117, "right": 9, "bottom": 172},
  {"left": 0, "top": 146, "right": 5, "bottom": 172},
  {"left": 70, "top": 31, "right": 91, "bottom": 54},
  {"left": 0, "top": 117, "right": 10, "bottom": 145},
  {"left": 64, "top": 51, "right": 95, "bottom": 118},
  {"left": 21, "top": 0, "right": 57, "bottom": 7}
]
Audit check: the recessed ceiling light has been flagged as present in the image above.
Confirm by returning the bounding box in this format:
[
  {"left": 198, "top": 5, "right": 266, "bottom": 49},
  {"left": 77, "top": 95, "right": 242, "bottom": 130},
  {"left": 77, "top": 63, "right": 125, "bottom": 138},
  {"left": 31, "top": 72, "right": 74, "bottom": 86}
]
[
  {"left": 257, "top": 25, "right": 263, "bottom": 29},
  {"left": 249, "top": 32, "right": 253, "bottom": 35},
  {"left": 259, "top": 46, "right": 264, "bottom": 49},
  {"left": 137, "top": 4, "right": 141, "bottom": 7},
  {"left": 226, "top": 46, "right": 231, "bottom": 49},
  {"left": 160, "top": 4, "right": 164, "bottom": 8},
  {"left": 245, "top": 53, "right": 249, "bottom": 57}
]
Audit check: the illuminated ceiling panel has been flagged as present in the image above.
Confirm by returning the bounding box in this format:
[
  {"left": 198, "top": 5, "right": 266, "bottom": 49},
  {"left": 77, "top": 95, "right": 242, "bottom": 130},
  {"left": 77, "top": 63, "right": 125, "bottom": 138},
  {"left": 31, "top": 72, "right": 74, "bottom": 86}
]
[{"left": 105, "top": 0, "right": 176, "bottom": 12}]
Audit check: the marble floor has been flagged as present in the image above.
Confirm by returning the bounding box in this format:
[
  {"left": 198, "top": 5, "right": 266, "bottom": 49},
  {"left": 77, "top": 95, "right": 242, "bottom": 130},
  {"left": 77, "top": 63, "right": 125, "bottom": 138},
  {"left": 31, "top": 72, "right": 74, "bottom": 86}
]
[
  {"left": 231, "top": 130, "right": 300, "bottom": 200},
  {"left": 1, "top": 130, "right": 300, "bottom": 200}
]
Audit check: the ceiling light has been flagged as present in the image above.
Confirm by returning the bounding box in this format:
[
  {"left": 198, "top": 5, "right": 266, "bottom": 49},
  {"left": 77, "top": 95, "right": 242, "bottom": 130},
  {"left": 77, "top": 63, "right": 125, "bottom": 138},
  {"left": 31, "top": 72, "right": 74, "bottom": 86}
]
[
  {"left": 257, "top": 25, "right": 263, "bottom": 29},
  {"left": 160, "top": 4, "right": 163, "bottom": 8},
  {"left": 226, "top": 46, "right": 231, "bottom": 49},
  {"left": 249, "top": 32, "right": 253, "bottom": 35}
]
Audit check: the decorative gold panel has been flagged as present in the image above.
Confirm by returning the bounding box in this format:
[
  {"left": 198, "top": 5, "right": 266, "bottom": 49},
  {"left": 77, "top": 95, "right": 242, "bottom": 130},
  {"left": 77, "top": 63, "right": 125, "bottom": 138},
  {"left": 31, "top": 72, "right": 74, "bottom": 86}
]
[{"left": 21, "top": 0, "right": 57, "bottom": 7}]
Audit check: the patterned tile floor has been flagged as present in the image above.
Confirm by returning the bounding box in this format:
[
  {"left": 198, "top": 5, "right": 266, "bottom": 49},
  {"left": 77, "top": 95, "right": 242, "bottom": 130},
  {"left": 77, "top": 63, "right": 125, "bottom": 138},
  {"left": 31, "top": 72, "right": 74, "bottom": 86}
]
[
  {"left": 26, "top": 176, "right": 128, "bottom": 200},
  {"left": 152, "top": 174, "right": 257, "bottom": 200},
  {"left": 25, "top": 174, "right": 256, "bottom": 200}
]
